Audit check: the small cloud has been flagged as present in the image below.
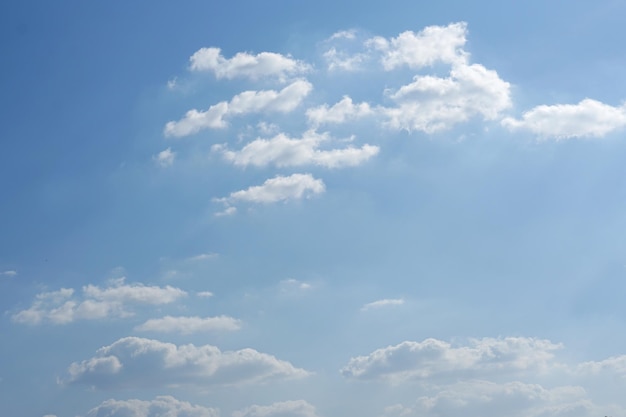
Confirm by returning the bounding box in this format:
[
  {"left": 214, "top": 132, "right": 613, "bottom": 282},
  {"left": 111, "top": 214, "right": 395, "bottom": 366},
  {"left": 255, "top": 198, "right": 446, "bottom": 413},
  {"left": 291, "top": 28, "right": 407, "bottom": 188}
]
[
  {"left": 197, "top": 291, "right": 214, "bottom": 298},
  {"left": 279, "top": 278, "right": 313, "bottom": 293},
  {"left": 167, "top": 77, "right": 178, "bottom": 90},
  {"left": 0, "top": 270, "right": 17, "bottom": 277},
  {"left": 215, "top": 206, "right": 237, "bottom": 217},
  {"left": 153, "top": 148, "right": 175, "bottom": 167},
  {"left": 187, "top": 253, "right": 219, "bottom": 262},
  {"left": 361, "top": 298, "right": 404, "bottom": 311},
  {"left": 328, "top": 29, "right": 357, "bottom": 41},
  {"left": 214, "top": 173, "right": 325, "bottom": 208}
]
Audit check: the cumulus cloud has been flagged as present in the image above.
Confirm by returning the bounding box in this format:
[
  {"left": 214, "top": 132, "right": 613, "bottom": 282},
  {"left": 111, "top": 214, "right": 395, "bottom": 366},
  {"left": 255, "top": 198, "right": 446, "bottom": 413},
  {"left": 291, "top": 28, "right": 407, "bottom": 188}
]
[
  {"left": 135, "top": 315, "right": 242, "bottom": 334},
  {"left": 366, "top": 22, "right": 469, "bottom": 70},
  {"left": 382, "top": 62, "right": 511, "bottom": 132},
  {"left": 233, "top": 400, "right": 320, "bottom": 417},
  {"left": 85, "top": 395, "right": 219, "bottom": 417},
  {"left": 0, "top": 270, "right": 17, "bottom": 277},
  {"left": 360, "top": 298, "right": 404, "bottom": 311},
  {"left": 279, "top": 279, "right": 313, "bottom": 294},
  {"left": 306, "top": 97, "right": 374, "bottom": 125},
  {"left": 215, "top": 174, "right": 325, "bottom": 208},
  {"left": 164, "top": 80, "right": 313, "bottom": 137},
  {"left": 501, "top": 98, "right": 626, "bottom": 139},
  {"left": 213, "top": 130, "right": 379, "bottom": 168},
  {"left": 12, "top": 278, "right": 186, "bottom": 325},
  {"left": 153, "top": 147, "right": 175, "bottom": 167},
  {"left": 341, "top": 337, "right": 562, "bottom": 382},
  {"left": 64, "top": 337, "right": 309, "bottom": 389},
  {"left": 383, "top": 380, "right": 623, "bottom": 417},
  {"left": 189, "top": 47, "right": 309, "bottom": 81},
  {"left": 323, "top": 47, "right": 368, "bottom": 72},
  {"left": 576, "top": 354, "right": 626, "bottom": 376}
]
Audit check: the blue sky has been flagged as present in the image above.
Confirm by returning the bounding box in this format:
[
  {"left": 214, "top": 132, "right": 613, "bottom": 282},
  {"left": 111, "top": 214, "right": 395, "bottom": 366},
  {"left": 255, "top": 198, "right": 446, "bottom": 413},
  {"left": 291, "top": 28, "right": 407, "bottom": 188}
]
[{"left": 2, "top": 1, "right": 626, "bottom": 416}]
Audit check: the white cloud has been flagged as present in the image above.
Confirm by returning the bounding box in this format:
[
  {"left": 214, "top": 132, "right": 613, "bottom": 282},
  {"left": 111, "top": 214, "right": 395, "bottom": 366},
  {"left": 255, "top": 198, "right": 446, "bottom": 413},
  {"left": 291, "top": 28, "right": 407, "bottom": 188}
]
[
  {"left": 306, "top": 97, "right": 374, "bottom": 125},
  {"left": 164, "top": 80, "right": 312, "bottom": 137},
  {"left": 215, "top": 174, "right": 325, "bottom": 206},
  {"left": 197, "top": 291, "right": 214, "bottom": 297},
  {"left": 187, "top": 253, "right": 219, "bottom": 261},
  {"left": 12, "top": 279, "right": 187, "bottom": 325},
  {"left": 135, "top": 315, "right": 242, "bottom": 334},
  {"left": 0, "top": 270, "right": 17, "bottom": 277},
  {"left": 214, "top": 130, "right": 379, "bottom": 169},
  {"left": 341, "top": 337, "right": 562, "bottom": 382},
  {"left": 189, "top": 47, "right": 309, "bottom": 81},
  {"left": 153, "top": 147, "right": 175, "bottom": 167},
  {"left": 64, "top": 337, "right": 309, "bottom": 389},
  {"left": 328, "top": 30, "right": 357, "bottom": 41},
  {"left": 361, "top": 298, "right": 404, "bottom": 311},
  {"left": 215, "top": 206, "right": 238, "bottom": 217},
  {"left": 577, "top": 354, "right": 626, "bottom": 376},
  {"left": 384, "top": 380, "right": 623, "bottom": 417},
  {"left": 382, "top": 62, "right": 511, "bottom": 133},
  {"left": 86, "top": 395, "right": 219, "bottom": 417},
  {"left": 366, "top": 22, "right": 468, "bottom": 70},
  {"left": 323, "top": 47, "right": 368, "bottom": 72},
  {"left": 502, "top": 98, "right": 626, "bottom": 139},
  {"left": 233, "top": 400, "right": 320, "bottom": 417}
]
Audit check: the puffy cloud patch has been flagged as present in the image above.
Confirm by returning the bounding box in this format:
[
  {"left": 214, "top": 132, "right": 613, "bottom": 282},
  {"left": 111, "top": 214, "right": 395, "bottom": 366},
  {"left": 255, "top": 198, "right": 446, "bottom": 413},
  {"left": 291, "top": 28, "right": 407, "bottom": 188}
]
[
  {"left": 366, "top": 22, "right": 468, "bottom": 70},
  {"left": 189, "top": 47, "right": 309, "bottom": 81},
  {"left": 64, "top": 337, "right": 309, "bottom": 389},
  {"left": 233, "top": 400, "right": 320, "bottom": 417},
  {"left": 153, "top": 148, "right": 176, "bottom": 167},
  {"left": 1, "top": 270, "right": 17, "bottom": 277},
  {"left": 306, "top": 97, "right": 374, "bottom": 126},
  {"left": 164, "top": 80, "right": 312, "bottom": 137},
  {"left": 213, "top": 130, "right": 379, "bottom": 169},
  {"left": 341, "top": 337, "right": 562, "bottom": 381},
  {"left": 85, "top": 395, "right": 219, "bottom": 417},
  {"left": 502, "top": 99, "right": 626, "bottom": 139},
  {"left": 382, "top": 62, "right": 511, "bottom": 133},
  {"left": 135, "top": 315, "right": 242, "bottom": 334},
  {"left": 215, "top": 174, "right": 325, "bottom": 210},
  {"left": 12, "top": 278, "right": 186, "bottom": 325}
]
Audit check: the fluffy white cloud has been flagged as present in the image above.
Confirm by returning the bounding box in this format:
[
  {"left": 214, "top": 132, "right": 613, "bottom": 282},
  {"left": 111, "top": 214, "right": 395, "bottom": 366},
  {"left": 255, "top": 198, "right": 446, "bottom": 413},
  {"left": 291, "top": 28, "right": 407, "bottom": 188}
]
[
  {"left": 213, "top": 130, "right": 379, "bottom": 168},
  {"left": 306, "top": 97, "right": 373, "bottom": 125},
  {"left": 341, "top": 337, "right": 562, "bottom": 382},
  {"left": 501, "top": 98, "right": 626, "bottom": 139},
  {"left": 361, "top": 298, "right": 404, "bottom": 311},
  {"left": 233, "top": 400, "right": 319, "bottom": 417},
  {"left": 216, "top": 174, "right": 325, "bottom": 206},
  {"left": 189, "top": 47, "right": 309, "bottom": 81},
  {"left": 323, "top": 47, "right": 368, "bottom": 72},
  {"left": 383, "top": 380, "right": 623, "bottom": 417},
  {"left": 86, "top": 395, "right": 219, "bottom": 417},
  {"left": 153, "top": 148, "right": 175, "bottom": 167},
  {"left": 164, "top": 80, "right": 312, "bottom": 137},
  {"left": 64, "top": 337, "right": 309, "bottom": 389},
  {"left": 577, "top": 354, "right": 626, "bottom": 376},
  {"left": 196, "top": 291, "right": 214, "bottom": 297},
  {"left": 135, "top": 315, "right": 242, "bottom": 334},
  {"left": 366, "top": 22, "right": 468, "bottom": 70},
  {"left": 382, "top": 62, "right": 511, "bottom": 133},
  {"left": 1, "top": 270, "right": 17, "bottom": 277},
  {"left": 12, "top": 279, "right": 187, "bottom": 325}
]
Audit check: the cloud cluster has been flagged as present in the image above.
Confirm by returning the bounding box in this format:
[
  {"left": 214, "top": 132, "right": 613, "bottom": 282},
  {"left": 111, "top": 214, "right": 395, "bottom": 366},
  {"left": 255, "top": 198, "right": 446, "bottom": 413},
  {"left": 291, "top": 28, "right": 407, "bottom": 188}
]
[
  {"left": 502, "top": 98, "right": 626, "bottom": 139},
  {"left": 341, "top": 337, "right": 562, "bottom": 381},
  {"left": 233, "top": 400, "right": 320, "bottom": 417},
  {"left": 189, "top": 47, "right": 309, "bottom": 81},
  {"left": 213, "top": 130, "right": 379, "bottom": 168},
  {"left": 86, "top": 396, "right": 219, "bottom": 417},
  {"left": 162, "top": 22, "right": 626, "bottom": 215},
  {"left": 64, "top": 337, "right": 309, "bottom": 389},
  {"left": 164, "top": 80, "right": 312, "bottom": 137},
  {"left": 12, "top": 278, "right": 186, "bottom": 325}
]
